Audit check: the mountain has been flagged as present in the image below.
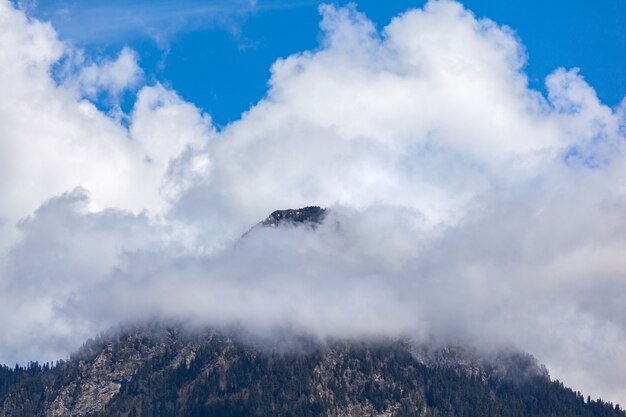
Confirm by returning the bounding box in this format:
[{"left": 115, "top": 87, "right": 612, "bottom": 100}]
[
  {"left": 242, "top": 206, "right": 328, "bottom": 239},
  {"left": 1, "top": 208, "right": 623, "bottom": 417},
  {"left": 0, "top": 325, "right": 623, "bottom": 417},
  {"left": 260, "top": 207, "right": 328, "bottom": 227}
]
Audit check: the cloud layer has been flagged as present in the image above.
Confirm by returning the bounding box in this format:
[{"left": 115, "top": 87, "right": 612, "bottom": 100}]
[{"left": 1, "top": 0, "right": 626, "bottom": 406}]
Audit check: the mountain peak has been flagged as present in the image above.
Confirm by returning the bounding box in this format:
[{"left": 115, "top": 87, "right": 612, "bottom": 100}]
[{"left": 261, "top": 206, "right": 327, "bottom": 227}]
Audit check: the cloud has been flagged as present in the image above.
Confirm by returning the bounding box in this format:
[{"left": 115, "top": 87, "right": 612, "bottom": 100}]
[
  {"left": 0, "top": 0, "right": 212, "bottom": 250},
  {"left": 1, "top": 0, "right": 626, "bottom": 407},
  {"left": 20, "top": 0, "right": 316, "bottom": 47},
  {"left": 0, "top": 188, "right": 171, "bottom": 362},
  {"left": 60, "top": 47, "right": 144, "bottom": 99}
]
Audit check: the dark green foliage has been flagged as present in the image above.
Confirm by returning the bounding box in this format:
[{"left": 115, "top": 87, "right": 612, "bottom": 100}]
[
  {"left": 422, "top": 365, "right": 623, "bottom": 417},
  {"left": 0, "top": 359, "right": 79, "bottom": 416}
]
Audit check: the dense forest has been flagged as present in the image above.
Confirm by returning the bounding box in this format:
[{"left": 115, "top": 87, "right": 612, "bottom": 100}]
[{"left": 0, "top": 326, "right": 623, "bottom": 417}]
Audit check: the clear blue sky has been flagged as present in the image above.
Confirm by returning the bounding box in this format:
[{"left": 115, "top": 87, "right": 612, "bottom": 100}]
[{"left": 25, "top": 0, "right": 625, "bottom": 126}]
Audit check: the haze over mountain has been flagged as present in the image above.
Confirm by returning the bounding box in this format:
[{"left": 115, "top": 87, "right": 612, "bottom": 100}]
[
  {"left": 0, "top": 0, "right": 626, "bottom": 408},
  {"left": 1, "top": 213, "right": 625, "bottom": 416}
]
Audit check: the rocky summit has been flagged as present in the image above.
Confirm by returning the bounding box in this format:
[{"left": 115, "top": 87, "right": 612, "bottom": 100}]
[
  {"left": 0, "top": 325, "right": 623, "bottom": 417},
  {"left": 261, "top": 206, "right": 328, "bottom": 228},
  {"left": 241, "top": 206, "right": 328, "bottom": 239}
]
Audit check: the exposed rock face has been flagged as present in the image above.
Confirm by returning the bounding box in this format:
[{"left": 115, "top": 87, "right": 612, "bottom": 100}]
[
  {"left": 241, "top": 206, "right": 329, "bottom": 239},
  {"left": 261, "top": 206, "right": 328, "bottom": 227},
  {"left": 46, "top": 331, "right": 168, "bottom": 417},
  {"left": 1, "top": 327, "right": 623, "bottom": 417},
  {"left": 0, "top": 326, "right": 189, "bottom": 417}
]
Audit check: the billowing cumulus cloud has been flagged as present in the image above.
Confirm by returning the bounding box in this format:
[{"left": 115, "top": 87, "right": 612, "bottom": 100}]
[
  {"left": 0, "top": 0, "right": 211, "bottom": 250},
  {"left": 1, "top": 0, "right": 626, "bottom": 407}
]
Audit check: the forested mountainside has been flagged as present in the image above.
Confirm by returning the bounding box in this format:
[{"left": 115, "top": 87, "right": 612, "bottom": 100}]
[{"left": 0, "top": 325, "right": 623, "bottom": 417}]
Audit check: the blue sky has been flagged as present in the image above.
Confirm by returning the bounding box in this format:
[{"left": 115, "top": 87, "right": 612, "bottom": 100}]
[{"left": 23, "top": 0, "right": 626, "bottom": 126}]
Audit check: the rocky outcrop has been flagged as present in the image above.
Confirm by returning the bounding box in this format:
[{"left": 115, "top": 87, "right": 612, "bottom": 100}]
[
  {"left": 242, "top": 206, "right": 329, "bottom": 239},
  {"left": 261, "top": 206, "right": 328, "bottom": 227},
  {"left": 46, "top": 335, "right": 160, "bottom": 417}
]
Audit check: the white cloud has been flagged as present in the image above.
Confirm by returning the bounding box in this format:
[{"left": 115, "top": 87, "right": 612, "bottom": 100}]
[
  {"left": 0, "top": 0, "right": 212, "bottom": 251},
  {"left": 1, "top": 0, "right": 626, "bottom": 407},
  {"left": 62, "top": 47, "right": 143, "bottom": 98},
  {"left": 0, "top": 188, "right": 171, "bottom": 361},
  {"left": 24, "top": 0, "right": 267, "bottom": 46},
  {"left": 166, "top": 1, "right": 567, "bottom": 240}
]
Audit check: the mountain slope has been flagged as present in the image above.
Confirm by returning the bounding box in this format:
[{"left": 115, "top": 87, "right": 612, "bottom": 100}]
[{"left": 0, "top": 325, "right": 623, "bottom": 417}]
